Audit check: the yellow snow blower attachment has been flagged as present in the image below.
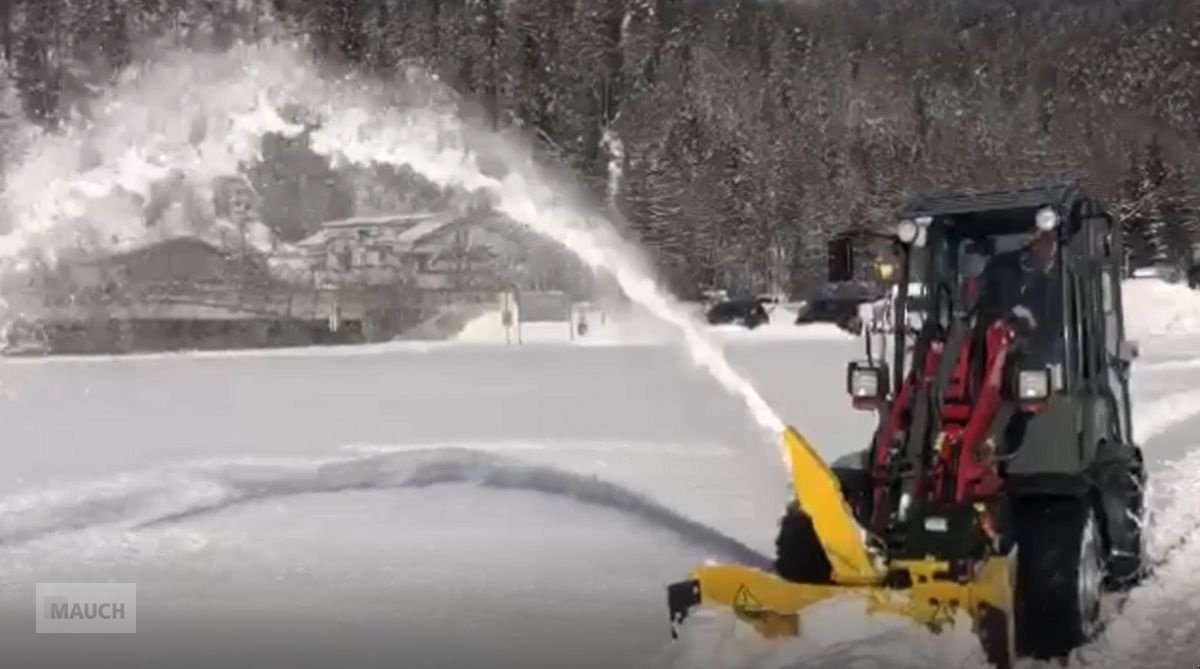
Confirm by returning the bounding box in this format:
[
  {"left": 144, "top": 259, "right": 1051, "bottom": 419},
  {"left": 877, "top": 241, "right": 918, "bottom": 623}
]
[{"left": 666, "top": 427, "right": 1016, "bottom": 668}]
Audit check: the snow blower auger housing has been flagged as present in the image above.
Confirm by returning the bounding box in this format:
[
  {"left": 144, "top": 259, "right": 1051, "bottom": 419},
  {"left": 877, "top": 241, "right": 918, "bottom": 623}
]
[{"left": 667, "top": 182, "right": 1149, "bottom": 668}]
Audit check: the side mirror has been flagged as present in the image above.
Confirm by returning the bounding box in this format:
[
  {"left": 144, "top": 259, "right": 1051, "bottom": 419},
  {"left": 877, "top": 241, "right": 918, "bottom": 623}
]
[
  {"left": 847, "top": 360, "right": 889, "bottom": 410},
  {"left": 828, "top": 236, "right": 854, "bottom": 282}
]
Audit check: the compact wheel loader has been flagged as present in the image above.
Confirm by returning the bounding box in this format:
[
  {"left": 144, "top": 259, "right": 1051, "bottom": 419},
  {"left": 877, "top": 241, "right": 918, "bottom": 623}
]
[{"left": 667, "top": 183, "right": 1149, "bottom": 667}]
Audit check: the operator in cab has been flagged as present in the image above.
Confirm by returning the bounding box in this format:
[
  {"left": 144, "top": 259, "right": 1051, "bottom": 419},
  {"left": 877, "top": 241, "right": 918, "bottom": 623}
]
[
  {"left": 1014, "top": 230, "right": 1063, "bottom": 341},
  {"left": 975, "top": 228, "right": 1063, "bottom": 362}
]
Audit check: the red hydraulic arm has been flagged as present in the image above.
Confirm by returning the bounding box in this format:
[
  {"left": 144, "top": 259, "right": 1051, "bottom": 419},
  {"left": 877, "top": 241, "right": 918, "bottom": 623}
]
[{"left": 866, "top": 318, "right": 1016, "bottom": 534}]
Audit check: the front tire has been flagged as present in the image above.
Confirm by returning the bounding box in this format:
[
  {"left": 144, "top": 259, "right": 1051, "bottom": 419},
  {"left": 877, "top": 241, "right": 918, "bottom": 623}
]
[
  {"left": 1104, "top": 460, "right": 1150, "bottom": 590},
  {"left": 1014, "top": 495, "right": 1105, "bottom": 660}
]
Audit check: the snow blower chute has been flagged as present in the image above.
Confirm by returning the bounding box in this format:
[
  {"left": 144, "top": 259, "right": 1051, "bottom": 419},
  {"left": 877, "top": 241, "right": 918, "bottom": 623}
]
[{"left": 667, "top": 183, "right": 1150, "bottom": 668}]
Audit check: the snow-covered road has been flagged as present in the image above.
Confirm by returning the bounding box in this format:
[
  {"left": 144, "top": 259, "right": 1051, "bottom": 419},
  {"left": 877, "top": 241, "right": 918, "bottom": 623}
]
[{"left": 0, "top": 299, "right": 1197, "bottom": 669}]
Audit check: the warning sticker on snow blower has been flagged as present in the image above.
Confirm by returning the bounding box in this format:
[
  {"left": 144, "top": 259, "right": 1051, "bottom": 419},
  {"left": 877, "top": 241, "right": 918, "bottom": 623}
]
[
  {"left": 732, "top": 584, "right": 799, "bottom": 637},
  {"left": 732, "top": 585, "right": 764, "bottom": 615}
]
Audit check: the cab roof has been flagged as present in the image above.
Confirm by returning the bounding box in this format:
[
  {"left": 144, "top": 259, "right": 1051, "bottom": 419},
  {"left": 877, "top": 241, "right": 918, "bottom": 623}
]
[{"left": 900, "top": 182, "right": 1087, "bottom": 219}]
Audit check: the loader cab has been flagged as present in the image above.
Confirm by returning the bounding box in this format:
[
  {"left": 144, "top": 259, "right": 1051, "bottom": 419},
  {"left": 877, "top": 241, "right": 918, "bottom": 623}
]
[
  {"left": 839, "top": 183, "right": 1148, "bottom": 594},
  {"left": 841, "top": 185, "right": 1137, "bottom": 456},
  {"left": 907, "top": 192, "right": 1134, "bottom": 452}
]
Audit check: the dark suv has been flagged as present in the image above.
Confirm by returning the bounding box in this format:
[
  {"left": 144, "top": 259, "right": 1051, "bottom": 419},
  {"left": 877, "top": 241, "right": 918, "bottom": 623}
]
[
  {"left": 705, "top": 296, "right": 771, "bottom": 329},
  {"left": 794, "top": 282, "right": 884, "bottom": 333}
]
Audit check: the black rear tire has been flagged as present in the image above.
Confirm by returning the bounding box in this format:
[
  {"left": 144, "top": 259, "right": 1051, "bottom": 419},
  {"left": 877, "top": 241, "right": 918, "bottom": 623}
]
[
  {"left": 774, "top": 502, "right": 834, "bottom": 584},
  {"left": 1014, "top": 495, "right": 1105, "bottom": 660}
]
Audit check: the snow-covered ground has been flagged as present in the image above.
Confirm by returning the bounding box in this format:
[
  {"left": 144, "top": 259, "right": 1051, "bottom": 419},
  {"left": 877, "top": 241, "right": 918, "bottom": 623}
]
[{"left": 0, "top": 281, "right": 1197, "bottom": 669}]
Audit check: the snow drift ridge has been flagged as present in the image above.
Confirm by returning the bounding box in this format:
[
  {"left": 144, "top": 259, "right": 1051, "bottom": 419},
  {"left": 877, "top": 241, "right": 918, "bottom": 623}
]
[{"left": 0, "top": 446, "right": 770, "bottom": 571}]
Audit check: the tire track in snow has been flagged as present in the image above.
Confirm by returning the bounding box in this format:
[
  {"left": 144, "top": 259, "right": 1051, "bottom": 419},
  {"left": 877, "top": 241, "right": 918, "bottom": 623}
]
[{"left": 0, "top": 447, "right": 772, "bottom": 571}]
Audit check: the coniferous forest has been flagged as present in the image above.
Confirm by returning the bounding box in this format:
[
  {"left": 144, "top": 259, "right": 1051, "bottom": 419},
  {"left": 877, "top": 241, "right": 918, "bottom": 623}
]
[{"left": 1, "top": 0, "right": 1198, "bottom": 296}]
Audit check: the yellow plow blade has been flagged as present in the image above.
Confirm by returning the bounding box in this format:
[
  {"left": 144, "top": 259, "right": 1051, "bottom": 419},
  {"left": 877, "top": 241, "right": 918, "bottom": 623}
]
[{"left": 667, "top": 558, "right": 1015, "bottom": 666}]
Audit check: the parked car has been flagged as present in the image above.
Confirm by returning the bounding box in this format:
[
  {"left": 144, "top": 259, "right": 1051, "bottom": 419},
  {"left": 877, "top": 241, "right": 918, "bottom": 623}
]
[
  {"left": 794, "top": 282, "right": 885, "bottom": 334},
  {"left": 706, "top": 296, "right": 772, "bottom": 329}
]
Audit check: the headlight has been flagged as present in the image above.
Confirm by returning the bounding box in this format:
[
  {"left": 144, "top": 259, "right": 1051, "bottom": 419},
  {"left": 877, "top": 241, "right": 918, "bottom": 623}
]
[
  {"left": 846, "top": 361, "right": 887, "bottom": 401},
  {"left": 851, "top": 369, "right": 878, "bottom": 398},
  {"left": 1036, "top": 206, "right": 1059, "bottom": 232},
  {"left": 1018, "top": 368, "right": 1050, "bottom": 400},
  {"left": 897, "top": 220, "right": 918, "bottom": 244}
]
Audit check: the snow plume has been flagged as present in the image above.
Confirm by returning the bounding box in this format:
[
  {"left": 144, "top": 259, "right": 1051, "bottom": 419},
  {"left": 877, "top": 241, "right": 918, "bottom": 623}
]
[
  {"left": 0, "top": 447, "right": 768, "bottom": 571},
  {"left": 0, "top": 43, "right": 305, "bottom": 264},
  {"left": 288, "top": 57, "right": 788, "bottom": 453},
  {"left": 0, "top": 38, "right": 787, "bottom": 461}
]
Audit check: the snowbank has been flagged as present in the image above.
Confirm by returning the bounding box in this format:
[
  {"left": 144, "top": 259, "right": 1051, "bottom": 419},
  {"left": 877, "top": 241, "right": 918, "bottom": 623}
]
[
  {"left": 1122, "top": 278, "right": 1200, "bottom": 339},
  {"left": 396, "top": 303, "right": 494, "bottom": 341},
  {"left": 450, "top": 302, "right": 857, "bottom": 346},
  {"left": 452, "top": 308, "right": 588, "bottom": 344}
]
